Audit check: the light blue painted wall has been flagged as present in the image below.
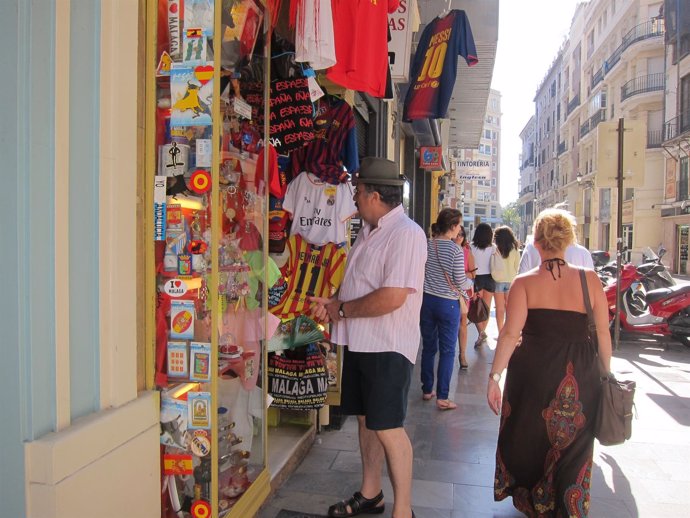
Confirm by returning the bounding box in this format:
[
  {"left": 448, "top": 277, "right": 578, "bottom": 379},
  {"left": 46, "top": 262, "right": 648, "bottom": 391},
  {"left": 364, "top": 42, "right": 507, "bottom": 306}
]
[
  {"left": 69, "top": 0, "right": 101, "bottom": 419},
  {"left": 0, "top": 1, "right": 57, "bottom": 516}
]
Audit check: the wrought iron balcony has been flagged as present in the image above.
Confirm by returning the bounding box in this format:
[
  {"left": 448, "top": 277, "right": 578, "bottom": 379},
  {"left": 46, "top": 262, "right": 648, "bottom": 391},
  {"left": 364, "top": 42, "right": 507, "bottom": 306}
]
[
  {"left": 647, "top": 129, "right": 662, "bottom": 148},
  {"left": 567, "top": 93, "right": 580, "bottom": 117},
  {"left": 579, "top": 109, "right": 606, "bottom": 138},
  {"left": 664, "top": 109, "right": 690, "bottom": 142},
  {"left": 580, "top": 119, "right": 591, "bottom": 138},
  {"left": 621, "top": 73, "right": 664, "bottom": 102},
  {"left": 604, "top": 19, "right": 665, "bottom": 74},
  {"left": 590, "top": 66, "right": 605, "bottom": 91}
]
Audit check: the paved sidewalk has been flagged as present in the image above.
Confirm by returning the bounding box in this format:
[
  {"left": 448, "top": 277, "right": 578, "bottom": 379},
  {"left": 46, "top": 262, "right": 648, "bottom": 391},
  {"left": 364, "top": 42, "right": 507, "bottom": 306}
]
[{"left": 258, "top": 312, "right": 690, "bottom": 518}]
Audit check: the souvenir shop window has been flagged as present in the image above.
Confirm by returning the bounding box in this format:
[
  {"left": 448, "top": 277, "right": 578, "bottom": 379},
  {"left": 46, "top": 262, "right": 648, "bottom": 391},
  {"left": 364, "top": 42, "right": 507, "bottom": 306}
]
[{"left": 149, "top": 1, "right": 273, "bottom": 516}]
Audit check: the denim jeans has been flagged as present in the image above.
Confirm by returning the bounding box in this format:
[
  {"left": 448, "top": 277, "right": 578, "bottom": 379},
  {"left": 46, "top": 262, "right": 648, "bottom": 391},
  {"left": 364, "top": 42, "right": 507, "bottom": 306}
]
[{"left": 420, "top": 292, "right": 461, "bottom": 400}]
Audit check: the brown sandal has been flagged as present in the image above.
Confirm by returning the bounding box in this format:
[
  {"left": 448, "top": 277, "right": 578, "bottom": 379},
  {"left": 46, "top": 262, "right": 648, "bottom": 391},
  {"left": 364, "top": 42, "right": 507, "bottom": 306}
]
[{"left": 327, "top": 490, "right": 385, "bottom": 517}]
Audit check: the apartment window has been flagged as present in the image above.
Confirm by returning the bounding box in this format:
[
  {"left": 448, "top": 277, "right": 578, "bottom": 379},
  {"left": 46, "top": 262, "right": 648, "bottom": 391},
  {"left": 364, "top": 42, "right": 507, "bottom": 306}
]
[
  {"left": 603, "top": 8, "right": 607, "bottom": 26},
  {"left": 680, "top": 157, "right": 689, "bottom": 201},
  {"left": 484, "top": 129, "right": 492, "bottom": 139},
  {"left": 491, "top": 207, "right": 497, "bottom": 217},
  {"left": 491, "top": 178, "right": 497, "bottom": 187},
  {"left": 682, "top": 74, "right": 690, "bottom": 134},
  {"left": 493, "top": 147, "right": 497, "bottom": 155},
  {"left": 492, "top": 162, "right": 497, "bottom": 170},
  {"left": 612, "top": 0, "right": 615, "bottom": 15}
]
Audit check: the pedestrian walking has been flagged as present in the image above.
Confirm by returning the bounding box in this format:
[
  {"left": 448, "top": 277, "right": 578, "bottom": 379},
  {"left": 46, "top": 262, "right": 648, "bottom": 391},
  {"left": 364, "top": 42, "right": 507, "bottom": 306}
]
[
  {"left": 310, "top": 157, "right": 426, "bottom": 518},
  {"left": 420, "top": 209, "right": 473, "bottom": 410},
  {"left": 490, "top": 226, "right": 520, "bottom": 333},
  {"left": 470, "top": 223, "right": 495, "bottom": 346},
  {"left": 453, "top": 225, "right": 475, "bottom": 369},
  {"left": 487, "top": 208, "right": 612, "bottom": 517}
]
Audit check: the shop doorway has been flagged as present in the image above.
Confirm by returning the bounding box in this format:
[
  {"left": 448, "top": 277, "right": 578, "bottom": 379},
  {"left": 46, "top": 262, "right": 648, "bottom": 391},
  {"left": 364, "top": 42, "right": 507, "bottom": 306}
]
[
  {"left": 623, "top": 225, "right": 633, "bottom": 262},
  {"left": 678, "top": 225, "right": 689, "bottom": 274}
]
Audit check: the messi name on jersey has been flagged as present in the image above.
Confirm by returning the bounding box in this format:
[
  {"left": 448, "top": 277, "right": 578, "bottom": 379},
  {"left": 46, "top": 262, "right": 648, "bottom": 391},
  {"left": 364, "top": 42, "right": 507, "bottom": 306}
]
[{"left": 403, "top": 10, "right": 478, "bottom": 121}]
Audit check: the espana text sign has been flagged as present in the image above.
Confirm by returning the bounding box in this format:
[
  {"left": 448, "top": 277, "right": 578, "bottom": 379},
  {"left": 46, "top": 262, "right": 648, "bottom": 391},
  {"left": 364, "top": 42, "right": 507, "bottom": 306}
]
[{"left": 243, "top": 78, "right": 315, "bottom": 154}]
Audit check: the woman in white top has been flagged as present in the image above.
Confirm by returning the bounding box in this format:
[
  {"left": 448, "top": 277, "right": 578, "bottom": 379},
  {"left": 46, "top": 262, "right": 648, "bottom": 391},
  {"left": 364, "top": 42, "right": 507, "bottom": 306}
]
[
  {"left": 491, "top": 226, "right": 520, "bottom": 333},
  {"left": 470, "top": 223, "right": 495, "bottom": 347}
]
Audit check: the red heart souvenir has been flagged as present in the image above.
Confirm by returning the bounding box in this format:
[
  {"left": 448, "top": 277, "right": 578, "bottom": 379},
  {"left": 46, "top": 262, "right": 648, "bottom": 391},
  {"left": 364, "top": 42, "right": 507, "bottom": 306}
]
[{"left": 194, "top": 65, "right": 213, "bottom": 85}]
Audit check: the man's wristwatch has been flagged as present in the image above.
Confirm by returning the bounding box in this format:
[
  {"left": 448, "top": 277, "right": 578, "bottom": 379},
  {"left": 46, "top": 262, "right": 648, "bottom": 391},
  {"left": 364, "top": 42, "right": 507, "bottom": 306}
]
[
  {"left": 489, "top": 372, "right": 501, "bottom": 383},
  {"left": 338, "top": 302, "right": 347, "bottom": 319}
]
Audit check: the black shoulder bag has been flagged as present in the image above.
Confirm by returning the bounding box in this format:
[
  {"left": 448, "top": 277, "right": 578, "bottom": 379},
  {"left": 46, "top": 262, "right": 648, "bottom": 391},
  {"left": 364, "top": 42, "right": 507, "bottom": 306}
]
[{"left": 578, "top": 269, "right": 636, "bottom": 445}]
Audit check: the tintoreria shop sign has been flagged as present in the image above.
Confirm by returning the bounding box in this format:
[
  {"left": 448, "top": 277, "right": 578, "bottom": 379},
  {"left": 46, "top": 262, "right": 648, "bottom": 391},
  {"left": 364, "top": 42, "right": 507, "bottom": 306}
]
[{"left": 454, "top": 159, "right": 490, "bottom": 180}]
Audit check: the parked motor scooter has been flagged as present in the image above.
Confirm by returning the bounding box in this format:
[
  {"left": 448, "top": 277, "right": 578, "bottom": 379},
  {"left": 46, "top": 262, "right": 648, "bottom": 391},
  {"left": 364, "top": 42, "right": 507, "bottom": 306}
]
[
  {"left": 637, "top": 246, "right": 674, "bottom": 290},
  {"left": 604, "top": 263, "right": 690, "bottom": 346}
]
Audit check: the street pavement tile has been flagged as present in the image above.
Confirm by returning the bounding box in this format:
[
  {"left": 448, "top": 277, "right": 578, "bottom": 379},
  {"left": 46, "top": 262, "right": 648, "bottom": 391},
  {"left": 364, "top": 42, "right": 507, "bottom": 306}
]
[
  {"left": 280, "top": 470, "right": 361, "bottom": 498},
  {"left": 290, "top": 446, "right": 338, "bottom": 474},
  {"left": 411, "top": 457, "right": 495, "bottom": 487},
  {"left": 451, "top": 484, "right": 524, "bottom": 517},
  {"left": 588, "top": 497, "right": 635, "bottom": 518}
]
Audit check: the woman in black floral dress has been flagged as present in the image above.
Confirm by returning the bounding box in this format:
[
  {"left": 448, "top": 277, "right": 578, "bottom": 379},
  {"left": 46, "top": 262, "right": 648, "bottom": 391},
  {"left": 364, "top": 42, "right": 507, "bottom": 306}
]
[{"left": 486, "top": 208, "right": 612, "bottom": 517}]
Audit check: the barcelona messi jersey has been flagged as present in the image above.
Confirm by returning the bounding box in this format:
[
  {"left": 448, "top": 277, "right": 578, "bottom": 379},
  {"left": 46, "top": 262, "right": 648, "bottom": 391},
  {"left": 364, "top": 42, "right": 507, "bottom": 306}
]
[{"left": 403, "top": 10, "right": 478, "bottom": 121}]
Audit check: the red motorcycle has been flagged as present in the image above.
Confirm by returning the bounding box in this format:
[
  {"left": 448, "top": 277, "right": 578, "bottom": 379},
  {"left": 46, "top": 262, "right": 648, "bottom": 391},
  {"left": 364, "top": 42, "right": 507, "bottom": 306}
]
[{"left": 603, "top": 263, "right": 690, "bottom": 346}]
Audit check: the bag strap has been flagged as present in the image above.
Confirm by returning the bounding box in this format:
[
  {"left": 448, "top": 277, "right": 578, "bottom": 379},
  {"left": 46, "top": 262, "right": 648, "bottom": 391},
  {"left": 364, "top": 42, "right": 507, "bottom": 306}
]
[
  {"left": 578, "top": 269, "right": 608, "bottom": 377},
  {"left": 578, "top": 269, "right": 597, "bottom": 341},
  {"left": 433, "top": 239, "right": 464, "bottom": 298}
]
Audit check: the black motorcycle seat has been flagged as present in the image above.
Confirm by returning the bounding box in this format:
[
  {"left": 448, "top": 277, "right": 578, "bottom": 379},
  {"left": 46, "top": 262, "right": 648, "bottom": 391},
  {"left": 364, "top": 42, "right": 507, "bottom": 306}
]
[{"left": 646, "top": 284, "right": 690, "bottom": 304}]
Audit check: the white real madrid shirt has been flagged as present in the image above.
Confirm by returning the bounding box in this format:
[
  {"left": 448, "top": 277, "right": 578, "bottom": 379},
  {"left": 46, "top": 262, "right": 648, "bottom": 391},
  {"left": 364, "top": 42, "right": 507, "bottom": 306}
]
[{"left": 283, "top": 171, "right": 357, "bottom": 245}]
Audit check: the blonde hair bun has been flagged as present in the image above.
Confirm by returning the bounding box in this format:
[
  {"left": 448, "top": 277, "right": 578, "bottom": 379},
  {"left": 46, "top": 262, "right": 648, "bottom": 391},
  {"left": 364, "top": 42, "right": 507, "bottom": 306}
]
[{"left": 533, "top": 208, "right": 577, "bottom": 253}]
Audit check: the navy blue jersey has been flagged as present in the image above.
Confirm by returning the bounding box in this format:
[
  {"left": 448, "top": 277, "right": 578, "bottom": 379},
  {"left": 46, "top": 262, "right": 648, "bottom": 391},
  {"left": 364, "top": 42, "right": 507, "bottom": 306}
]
[{"left": 403, "top": 10, "right": 478, "bottom": 121}]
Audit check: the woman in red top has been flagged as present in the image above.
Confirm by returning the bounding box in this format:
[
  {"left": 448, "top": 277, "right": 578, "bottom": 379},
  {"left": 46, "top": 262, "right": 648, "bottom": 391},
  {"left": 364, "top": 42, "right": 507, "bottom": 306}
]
[{"left": 453, "top": 225, "right": 475, "bottom": 369}]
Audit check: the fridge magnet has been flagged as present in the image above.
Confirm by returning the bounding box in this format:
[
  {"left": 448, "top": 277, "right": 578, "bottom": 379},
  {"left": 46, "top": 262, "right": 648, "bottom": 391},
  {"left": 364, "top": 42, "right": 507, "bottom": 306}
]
[
  {"left": 178, "top": 253, "right": 192, "bottom": 276},
  {"left": 156, "top": 51, "right": 172, "bottom": 77},
  {"left": 154, "top": 176, "right": 167, "bottom": 241},
  {"left": 164, "top": 278, "right": 188, "bottom": 298},
  {"left": 182, "top": 27, "right": 207, "bottom": 65},
  {"left": 171, "top": 65, "right": 212, "bottom": 127},
  {"left": 184, "top": 0, "right": 214, "bottom": 37},
  {"left": 188, "top": 392, "right": 212, "bottom": 429},
  {"left": 159, "top": 142, "right": 190, "bottom": 176},
  {"left": 189, "top": 342, "right": 211, "bottom": 381},
  {"left": 163, "top": 454, "right": 194, "bottom": 475},
  {"left": 191, "top": 500, "right": 211, "bottom": 518},
  {"left": 166, "top": 204, "right": 184, "bottom": 232},
  {"left": 193, "top": 65, "right": 214, "bottom": 86},
  {"left": 167, "top": 341, "right": 188, "bottom": 378},
  {"left": 171, "top": 299, "right": 195, "bottom": 339},
  {"left": 160, "top": 396, "right": 189, "bottom": 449},
  {"left": 195, "top": 138, "right": 212, "bottom": 167},
  {"left": 189, "top": 170, "right": 211, "bottom": 194},
  {"left": 190, "top": 433, "right": 211, "bottom": 457},
  {"left": 167, "top": 0, "right": 182, "bottom": 60}
]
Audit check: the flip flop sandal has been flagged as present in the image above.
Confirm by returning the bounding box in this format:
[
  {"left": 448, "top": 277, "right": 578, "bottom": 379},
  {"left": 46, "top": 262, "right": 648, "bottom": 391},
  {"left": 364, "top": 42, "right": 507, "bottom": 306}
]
[{"left": 328, "top": 491, "right": 385, "bottom": 518}]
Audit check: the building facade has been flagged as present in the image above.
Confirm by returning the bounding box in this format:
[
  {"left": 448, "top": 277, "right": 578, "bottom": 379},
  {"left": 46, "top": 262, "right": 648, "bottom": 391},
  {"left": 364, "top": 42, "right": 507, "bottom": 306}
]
[
  {"left": 517, "top": 116, "right": 537, "bottom": 242},
  {"left": 659, "top": 0, "right": 690, "bottom": 273},
  {"left": 442, "top": 89, "right": 502, "bottom": 234},
  {"left": 521, "top": 0, "right": 666, "bottom": 261}
]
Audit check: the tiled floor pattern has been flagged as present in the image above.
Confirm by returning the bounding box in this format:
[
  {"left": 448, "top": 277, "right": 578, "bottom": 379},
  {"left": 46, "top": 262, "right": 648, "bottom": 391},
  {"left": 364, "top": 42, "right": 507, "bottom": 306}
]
[{"left": 258, "top": 312, "right": 690, "bottom": 518}]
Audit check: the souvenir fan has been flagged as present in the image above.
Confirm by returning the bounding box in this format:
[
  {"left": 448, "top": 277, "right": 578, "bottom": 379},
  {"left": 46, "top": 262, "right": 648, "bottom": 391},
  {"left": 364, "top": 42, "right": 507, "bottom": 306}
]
[{"left": 267, "top": 315, "right": 324, "bottom": 352}]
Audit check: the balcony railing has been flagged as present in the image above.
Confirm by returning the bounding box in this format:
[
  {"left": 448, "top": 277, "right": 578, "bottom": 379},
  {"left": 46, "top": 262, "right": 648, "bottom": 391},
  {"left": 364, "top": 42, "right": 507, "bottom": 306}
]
[
  {"left": 580, "top": 109, "right": 607, "bottom": 138},
  {"left": 604, "top": 19, "right": 665, "bottom": 74},
  {"left": 557, "top": 141, "right": 567, "bottom": 155},
  {"left": 621, "top": 73, "right": 664, "bottom": 102},
  {"left": 590, "top": 66, "right": 605, "bottom": 91},
  {"left": 664, "top": 109, "right": 690, "bottom": 141},
  {"left": 567, "top": 93, "right": 581, "bottom": 117},
  {"left": 647, "top": 129, "right": 663, "bottom": 148},
  {"left": 580, "top": 119, "right": 591, "bottom": 138},
  {"left": 519, "top": 185, "right": 534, "bottom": 197}
]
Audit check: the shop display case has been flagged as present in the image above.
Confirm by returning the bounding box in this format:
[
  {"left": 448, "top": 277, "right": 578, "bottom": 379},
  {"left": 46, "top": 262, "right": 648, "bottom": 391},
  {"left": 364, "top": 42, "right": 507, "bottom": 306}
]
[{"left": 146, "top": 1, "right": 272, "bottom": 516}]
